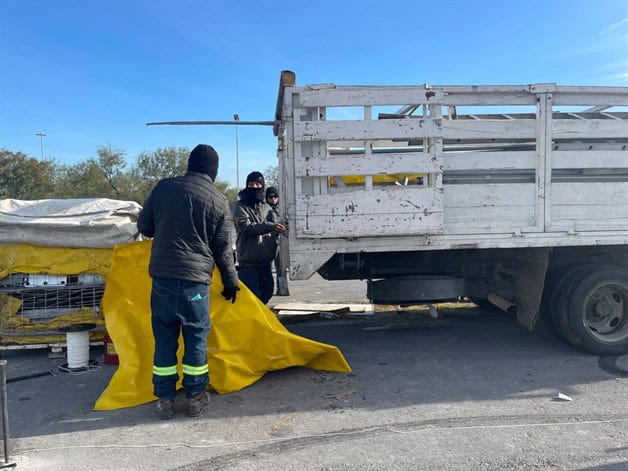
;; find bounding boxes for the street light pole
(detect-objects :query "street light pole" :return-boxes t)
[233,114,240,191]
[35,132,46,160]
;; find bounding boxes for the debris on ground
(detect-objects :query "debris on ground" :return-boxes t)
[363,319,451,332]
[553,392,573,402]
[272,303,375,322]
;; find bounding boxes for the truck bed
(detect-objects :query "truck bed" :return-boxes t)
[275,74,628,279]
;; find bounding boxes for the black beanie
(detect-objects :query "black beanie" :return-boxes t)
[266,186,279,198]
[188,144,219,180]
[246,171,265,187]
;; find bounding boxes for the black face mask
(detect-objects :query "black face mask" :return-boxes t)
[242,187,265,204]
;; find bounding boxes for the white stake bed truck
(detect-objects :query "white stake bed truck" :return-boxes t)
[272,70,628,356]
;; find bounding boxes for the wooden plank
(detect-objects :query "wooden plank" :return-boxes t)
[295,211,443,237]
[553,92,628,107]
[552,151,628,169]
[444,206,534,228]
[364,106,374,191]
[429,103,444,190]
[550,181,628,231]
[297,87,440,107]
[277,310,318,316]
[444,151,536,170]
[441,119,537,140]
[295,187,444,238]
[272,303,351,313]
[550,220,628,232]
[551,182,628,205]
[294,84,628,108]
[273,70,296,136]
[294,118,538,143]
[443,183,536,234]
[438,93,536,106]
[444,183,535,207]
[276,311,318,323]
[537,92,552,232]
[295,152,443,177]
[553,119,628,139]
[271,302,375,315]
[556,85,628,94]
[293,84,628,107]
[363,319,451,331]
[551,204,628,221]
[294,119,442,142]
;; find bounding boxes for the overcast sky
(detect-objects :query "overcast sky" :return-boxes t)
[1,0,627,186]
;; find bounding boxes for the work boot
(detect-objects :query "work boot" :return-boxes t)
[186,391,211,417]
[155,398,175,420]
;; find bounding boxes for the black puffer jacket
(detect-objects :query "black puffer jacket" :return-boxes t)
[137,171,238,287]
[234,192,276,267]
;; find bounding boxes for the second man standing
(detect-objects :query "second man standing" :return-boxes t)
[234,171,285,304]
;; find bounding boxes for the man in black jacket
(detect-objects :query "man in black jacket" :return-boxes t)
[137,144,239,420]
[234,172,285,304]
[265,186,289,296]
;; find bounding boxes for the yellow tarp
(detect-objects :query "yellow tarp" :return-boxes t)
[0,244,111,345]
[94,240,351,410]
[0,244,112,280]
[329,173,425,186]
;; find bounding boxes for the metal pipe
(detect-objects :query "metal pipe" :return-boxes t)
[0,360,9,465]
[7,370,54,383]
[487,293,516,313]
[146,120,274,126]
[234,114,240,192]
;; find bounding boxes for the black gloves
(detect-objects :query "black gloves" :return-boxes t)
[221,285,240,304]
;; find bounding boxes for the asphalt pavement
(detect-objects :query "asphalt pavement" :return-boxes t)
[2,275,627,470]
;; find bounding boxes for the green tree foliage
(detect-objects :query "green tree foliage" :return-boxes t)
[130,147,189,203]
[1,146,238,207]
[130,146,236,206]
[0,149,56,199]
[52,146,130,200]
[135,146,188,181]
[96,145,127,196]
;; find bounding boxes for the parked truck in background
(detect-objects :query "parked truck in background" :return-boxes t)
[273,70,628,356]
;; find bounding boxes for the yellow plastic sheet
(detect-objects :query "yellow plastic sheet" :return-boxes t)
[329,173,425,186]
[0,244,112,280]
[0,244,112,345]
[0,295,22,317]
[94,240,351,410]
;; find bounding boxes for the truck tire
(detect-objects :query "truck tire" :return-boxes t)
[567,267,628,356]
[549,265,600,348]
[541,264,580,334]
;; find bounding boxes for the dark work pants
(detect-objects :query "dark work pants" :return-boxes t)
[151,277,210,400]
[238,265,274,304]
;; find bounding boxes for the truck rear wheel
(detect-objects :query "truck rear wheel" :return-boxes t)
[549,265,600,347]
[568,267,628,356]
[541,264,580,334]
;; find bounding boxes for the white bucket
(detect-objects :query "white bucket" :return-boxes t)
[66,331,90,369]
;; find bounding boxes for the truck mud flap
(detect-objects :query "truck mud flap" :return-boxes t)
[515,248,550,330]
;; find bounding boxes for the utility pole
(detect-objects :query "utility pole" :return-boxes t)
[233,114,240,191]
[35,132,46,160]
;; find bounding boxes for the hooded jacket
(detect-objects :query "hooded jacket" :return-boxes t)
[137,171,237,287]
[234,188,277,267]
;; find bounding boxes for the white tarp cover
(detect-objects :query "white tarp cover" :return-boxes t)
[0,198,142,248]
